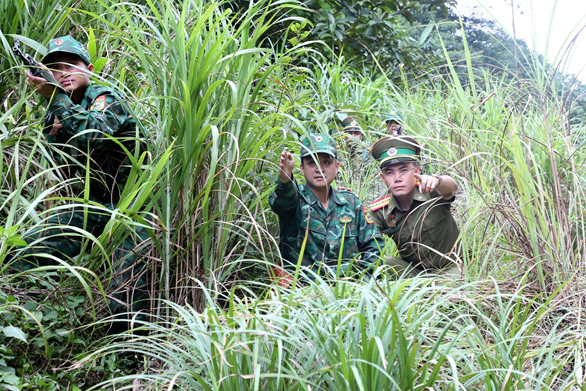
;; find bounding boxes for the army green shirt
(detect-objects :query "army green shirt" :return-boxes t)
[269,176,382,277]
[46,85,144,203]
[368,187,459,270]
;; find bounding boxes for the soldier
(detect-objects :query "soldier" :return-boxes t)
[269,133,382,283]
[386,111,405,136]
[340,116,369,161]
[20,36,148,330]
[367,136,461,277]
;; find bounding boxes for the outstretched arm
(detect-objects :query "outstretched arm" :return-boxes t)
[415,174,458,199]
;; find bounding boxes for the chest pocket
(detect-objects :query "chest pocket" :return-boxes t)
[330,212,358,260]
[398,203,446,252]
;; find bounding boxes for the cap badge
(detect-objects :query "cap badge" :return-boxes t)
[315,136,323,142]
[388,147,397,156]
[55,39,64,46]
[340,216,352,223]
[350,121,358,127]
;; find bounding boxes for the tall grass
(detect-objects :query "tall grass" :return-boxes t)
[85,276,583,390]
[1,0,586,388]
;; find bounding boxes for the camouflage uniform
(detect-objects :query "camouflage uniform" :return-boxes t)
[45,86,141,202]
[269,133,382,279]
[16,36,148,319]
[269,178,382,277]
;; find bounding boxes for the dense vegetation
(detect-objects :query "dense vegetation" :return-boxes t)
[1,0,585,389]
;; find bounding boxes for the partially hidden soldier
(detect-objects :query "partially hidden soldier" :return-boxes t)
[340,116,370,161]
[19,36,149,330]
[366,136,461,277]
[269,133,382,285]
[385,111,405,136]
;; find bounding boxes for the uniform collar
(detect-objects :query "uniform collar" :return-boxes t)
[387,185,430,211]
[300,184,347,206]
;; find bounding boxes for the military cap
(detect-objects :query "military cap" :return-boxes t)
[385,111,404,124]
[42,36,91,65]
[300,133,338,159]
[341,117,365,134]
[371,136,420,168]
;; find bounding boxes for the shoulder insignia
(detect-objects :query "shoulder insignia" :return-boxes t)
[369,195,391,212]
[340,216,352,223]
[90,95,107,111]
[362,206,374,224]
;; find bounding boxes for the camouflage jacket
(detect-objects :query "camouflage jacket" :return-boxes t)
[269,176,382,277]
[46,85,144,203]
[368,187,459,270]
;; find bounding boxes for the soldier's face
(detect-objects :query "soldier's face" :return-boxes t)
[300,153,340,190]
[386,120,402,135]
[346,131,363,140]
[380,161,419,197]
[48,54,93,93]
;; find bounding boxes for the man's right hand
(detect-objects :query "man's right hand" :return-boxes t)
[49,117,62,136]
[278,150,295,183]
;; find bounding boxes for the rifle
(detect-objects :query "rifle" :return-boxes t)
[13,38,59,86]
[14,39,60,133]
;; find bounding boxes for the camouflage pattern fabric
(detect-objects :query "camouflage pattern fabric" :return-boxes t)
[12,85,149,321]
[15,200,150,316]
[369,187,460,273]
[46,85,143,203]
[269,176,382,278]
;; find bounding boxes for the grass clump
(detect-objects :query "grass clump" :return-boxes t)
[85,274,583,390]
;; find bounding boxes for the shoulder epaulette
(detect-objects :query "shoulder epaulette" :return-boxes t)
[369,195,391,211]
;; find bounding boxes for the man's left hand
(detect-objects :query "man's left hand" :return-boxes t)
[26,64,58,98]
[415,174,439,193]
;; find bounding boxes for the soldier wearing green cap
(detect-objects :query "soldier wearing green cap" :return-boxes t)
[385,111,404,136]
[22,35,148,331]
[340,116,369,159]
[367,136,461,277]
[269,133,382,284]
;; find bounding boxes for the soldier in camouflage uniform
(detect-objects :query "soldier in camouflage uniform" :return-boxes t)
[366,136,461,277]
[269,133,382,282]
[21,36,148,326]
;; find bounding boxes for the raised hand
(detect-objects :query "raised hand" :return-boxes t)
[278,149,295,183]
[415,174,440,194]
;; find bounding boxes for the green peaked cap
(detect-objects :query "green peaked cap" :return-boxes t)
[385,111,404,124]
[371,136,420,168]
[341,116,365,134]
[300,133,338,159]
[42,36,91,65]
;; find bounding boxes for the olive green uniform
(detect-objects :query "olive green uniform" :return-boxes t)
[368,187,460,276]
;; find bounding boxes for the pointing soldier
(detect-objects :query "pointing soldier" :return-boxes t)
[269,133,382,284]
[366,136,461,277]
